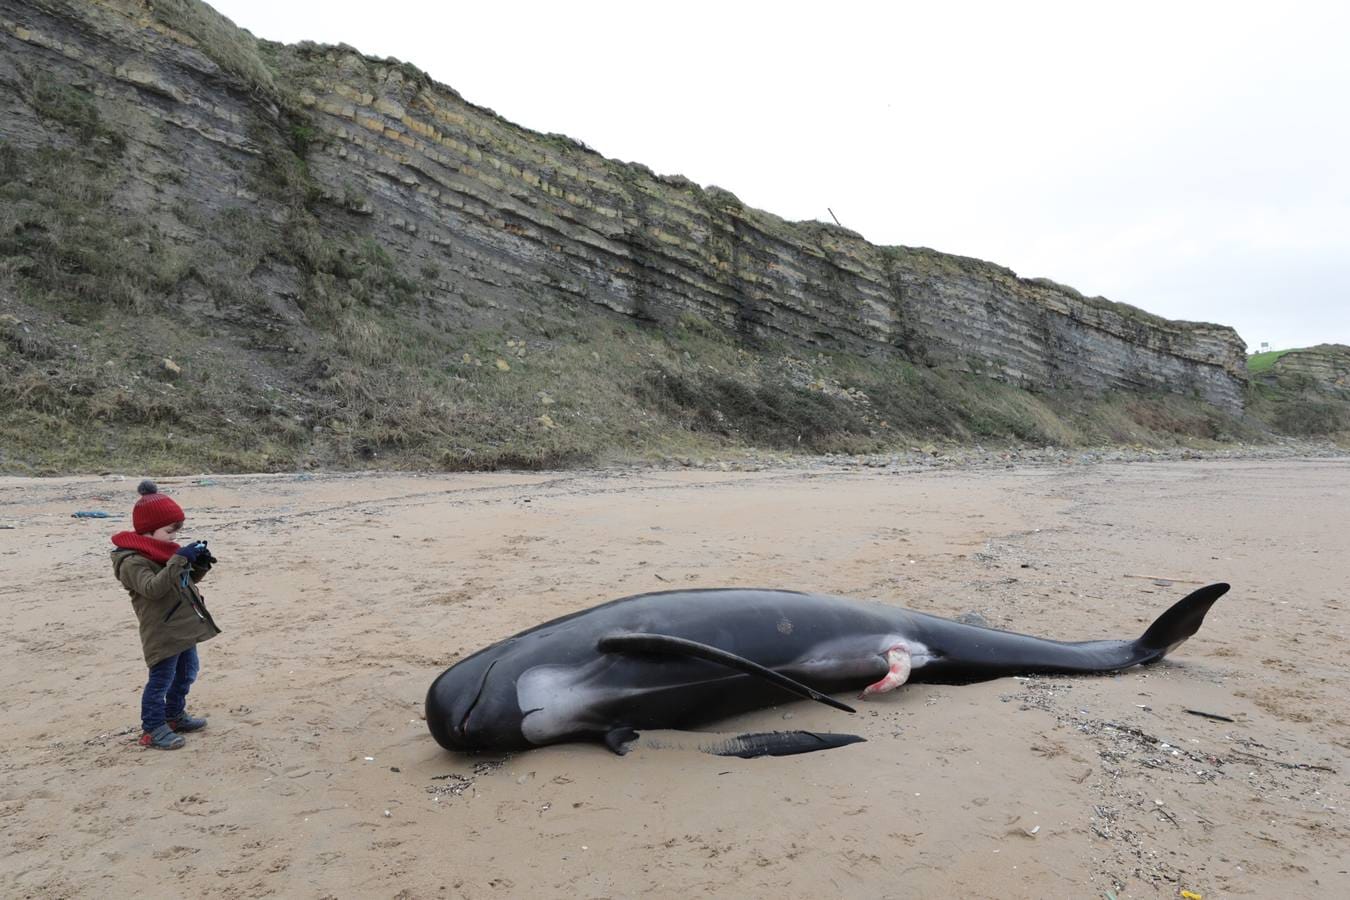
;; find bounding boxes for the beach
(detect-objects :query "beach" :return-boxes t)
[2,457,1346,898]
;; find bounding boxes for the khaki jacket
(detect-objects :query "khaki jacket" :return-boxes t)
[112,550,222,667]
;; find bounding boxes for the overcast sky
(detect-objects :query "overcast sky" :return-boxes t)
[210,0,1349,352]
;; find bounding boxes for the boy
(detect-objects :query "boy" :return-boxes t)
[110,480,222,749]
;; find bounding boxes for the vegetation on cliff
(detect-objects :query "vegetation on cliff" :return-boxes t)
[1243,346,1350,436]
[1,2,1345,474]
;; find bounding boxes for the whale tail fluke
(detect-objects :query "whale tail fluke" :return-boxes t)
[912,581,1232,682]
[1136,582,1230,662]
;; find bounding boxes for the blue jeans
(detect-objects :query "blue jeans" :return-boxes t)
[141,646,200,732]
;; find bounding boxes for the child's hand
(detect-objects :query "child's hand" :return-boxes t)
[175,541,209,564]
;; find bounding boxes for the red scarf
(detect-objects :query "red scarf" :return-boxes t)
[111,531,181,564]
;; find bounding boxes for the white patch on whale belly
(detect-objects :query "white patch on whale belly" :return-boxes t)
[791,634,934,670]
[898,637,934,668]
[516,660,638,744]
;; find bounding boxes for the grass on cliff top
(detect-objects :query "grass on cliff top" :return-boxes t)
[1247,349,1292,374]
[1241,344,1349,438]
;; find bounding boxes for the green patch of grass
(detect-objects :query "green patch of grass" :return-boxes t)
[1247,349,1292,374]
[289,123,320,157]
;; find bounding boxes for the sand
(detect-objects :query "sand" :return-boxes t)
[1,457,1346,898]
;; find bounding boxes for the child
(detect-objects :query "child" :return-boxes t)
[110,480,222,750]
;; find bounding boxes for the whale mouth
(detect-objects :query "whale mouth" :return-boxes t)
[458,659,498,740]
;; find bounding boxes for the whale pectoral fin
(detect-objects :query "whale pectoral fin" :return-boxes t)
[604,726,640,756]
[858,643,912,699]
[702,731,867,758]
[597,632,856,714]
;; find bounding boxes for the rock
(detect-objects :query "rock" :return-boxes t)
[1266,344,1350,397]
[0,0,1250,420]
[113,62,188,103]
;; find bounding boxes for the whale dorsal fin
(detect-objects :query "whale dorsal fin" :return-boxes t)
[597,632,856,714]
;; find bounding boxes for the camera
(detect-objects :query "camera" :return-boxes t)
[189,540,218,567]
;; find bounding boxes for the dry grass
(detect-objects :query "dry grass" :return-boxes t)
[1247,380,1350,437]
[140,0,283,104]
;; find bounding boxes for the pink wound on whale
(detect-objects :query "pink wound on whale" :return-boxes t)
[859,644,912,698]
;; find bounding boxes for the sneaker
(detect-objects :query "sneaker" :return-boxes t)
[139,724,186,750]
[167,713,207,733]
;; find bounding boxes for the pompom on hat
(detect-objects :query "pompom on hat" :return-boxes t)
[131,480,184,534]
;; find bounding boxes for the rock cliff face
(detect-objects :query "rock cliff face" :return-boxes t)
[1,0,1249,411]
[1268,345,1350,397]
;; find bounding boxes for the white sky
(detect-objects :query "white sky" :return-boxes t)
[210,0,1350,352]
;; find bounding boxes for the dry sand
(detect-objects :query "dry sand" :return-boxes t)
[1,457,1346,898]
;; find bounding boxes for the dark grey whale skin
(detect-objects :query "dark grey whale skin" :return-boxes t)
[426,583,1229,753]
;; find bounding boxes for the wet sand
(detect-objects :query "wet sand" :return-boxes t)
[1,457,1346,898]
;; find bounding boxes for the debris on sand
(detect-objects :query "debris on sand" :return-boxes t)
[427,759,506,799]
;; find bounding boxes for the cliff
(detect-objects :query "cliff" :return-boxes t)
[2,1,1249,394]
[1,1,1269,473]
[290,33,1249,406]
[1267,344,1350,398]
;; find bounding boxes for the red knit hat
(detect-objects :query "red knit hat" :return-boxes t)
[132,480,184,534]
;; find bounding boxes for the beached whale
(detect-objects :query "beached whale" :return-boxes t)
[426,583,1229,756]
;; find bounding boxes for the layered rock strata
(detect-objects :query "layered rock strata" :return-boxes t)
[1268,345,1350,397]
[1,0,1249,411]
